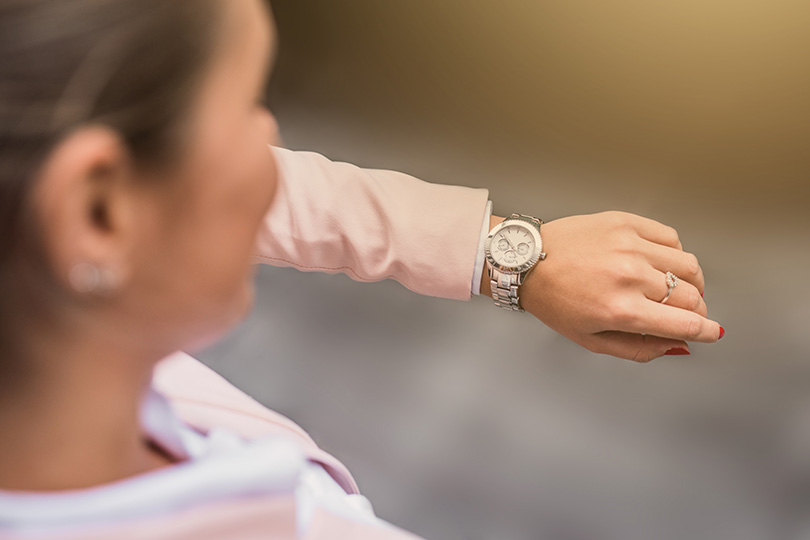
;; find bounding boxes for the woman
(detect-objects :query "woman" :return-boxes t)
[0,1,723,538]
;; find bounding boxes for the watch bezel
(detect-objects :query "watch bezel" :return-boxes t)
[484,219,543,274]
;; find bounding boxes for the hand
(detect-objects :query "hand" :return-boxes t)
[482,211,724,362]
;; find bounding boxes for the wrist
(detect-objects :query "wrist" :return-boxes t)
[479,214,506,298]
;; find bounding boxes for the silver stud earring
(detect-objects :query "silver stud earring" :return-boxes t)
[69,262,120,294]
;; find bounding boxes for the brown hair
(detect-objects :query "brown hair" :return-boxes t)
[0,0,219,355]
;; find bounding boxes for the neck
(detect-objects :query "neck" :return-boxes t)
[0,328,176,492]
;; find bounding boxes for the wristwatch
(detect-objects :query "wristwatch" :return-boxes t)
[484,213,546,312]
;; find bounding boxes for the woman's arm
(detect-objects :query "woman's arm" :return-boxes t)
[258,147,722,362]
[255,146,490,301]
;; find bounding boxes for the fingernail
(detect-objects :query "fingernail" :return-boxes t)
[718,326,725,339]
[700,290,704,298]
[665,347,691,356]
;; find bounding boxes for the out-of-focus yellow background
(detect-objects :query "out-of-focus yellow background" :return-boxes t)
[200,2,810,539]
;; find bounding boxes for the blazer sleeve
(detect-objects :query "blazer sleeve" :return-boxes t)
[254,146,491,301]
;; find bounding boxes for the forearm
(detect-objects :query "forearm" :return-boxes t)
[478,214,506,299]
[258,147,491,300]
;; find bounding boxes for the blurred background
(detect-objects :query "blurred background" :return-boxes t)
[198,1,810,539]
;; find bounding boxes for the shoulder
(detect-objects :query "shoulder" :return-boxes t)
[153,352,315,445]
[152,352,359,494]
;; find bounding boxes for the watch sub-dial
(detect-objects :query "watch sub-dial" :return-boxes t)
[517,243,530,256]
[503,251,517,262]
[497,239,509,251]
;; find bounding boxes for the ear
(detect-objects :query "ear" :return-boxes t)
[32,126,137,295]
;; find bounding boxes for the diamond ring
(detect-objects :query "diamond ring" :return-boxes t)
[660,271,679,304]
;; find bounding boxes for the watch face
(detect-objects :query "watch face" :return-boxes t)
[484,220,543,273]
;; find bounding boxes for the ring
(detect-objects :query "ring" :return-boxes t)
[660,271,679,304]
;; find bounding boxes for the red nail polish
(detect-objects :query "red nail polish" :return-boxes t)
[718,326,725,339]
[665,348,691,356]
[700,290,704,298]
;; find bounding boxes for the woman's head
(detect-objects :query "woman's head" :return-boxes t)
[0,0,279,364]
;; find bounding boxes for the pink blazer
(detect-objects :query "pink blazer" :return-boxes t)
[3,148,490,540]
[257,147,490,300]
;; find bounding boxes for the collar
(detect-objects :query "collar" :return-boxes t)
[0,387,307,536]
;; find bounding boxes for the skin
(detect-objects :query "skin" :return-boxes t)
[0,0,721,492]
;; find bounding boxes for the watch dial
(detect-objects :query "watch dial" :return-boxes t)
[491,224,535,268]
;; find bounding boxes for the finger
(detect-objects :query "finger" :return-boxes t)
[586,331,690,363]
[642,268,707,317]
[623,213,683,250]
[617,300,722,343]
[643,242,705,293]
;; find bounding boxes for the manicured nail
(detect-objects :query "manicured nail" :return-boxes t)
[718,326,725,339]
[700,290,704,298]
[665,348,691,356]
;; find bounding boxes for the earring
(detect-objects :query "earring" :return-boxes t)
[69,262,120,294]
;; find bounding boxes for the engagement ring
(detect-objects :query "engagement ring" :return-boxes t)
[660,271,679,304]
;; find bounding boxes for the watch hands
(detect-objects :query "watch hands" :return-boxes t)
[504,235,518,251]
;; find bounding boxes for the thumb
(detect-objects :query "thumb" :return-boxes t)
[585,331,690,363]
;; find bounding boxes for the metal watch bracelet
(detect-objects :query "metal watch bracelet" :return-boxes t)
[488,213,544,313]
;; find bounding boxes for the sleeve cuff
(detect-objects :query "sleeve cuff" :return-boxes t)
[471,200,494,296]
